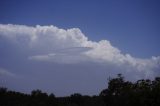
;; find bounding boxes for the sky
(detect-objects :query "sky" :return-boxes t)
[0,0,160,96]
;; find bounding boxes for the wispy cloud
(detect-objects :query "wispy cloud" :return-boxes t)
[29,47,92,64]
[0,68,16,77]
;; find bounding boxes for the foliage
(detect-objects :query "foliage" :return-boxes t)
[0,74,160,106]
[100,74,160,106]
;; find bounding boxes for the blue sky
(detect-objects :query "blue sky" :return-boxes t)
[0,0,160,57]
[0,0,160,96]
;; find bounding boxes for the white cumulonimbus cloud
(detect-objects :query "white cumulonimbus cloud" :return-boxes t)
[0,24,160,79]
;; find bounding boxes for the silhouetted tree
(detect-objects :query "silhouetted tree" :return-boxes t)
[100,74,160,106]
[70,93,84,106]
[0,74,160,106]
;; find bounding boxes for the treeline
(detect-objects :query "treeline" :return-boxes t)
[100,74,160,106]
[0,74,160,106]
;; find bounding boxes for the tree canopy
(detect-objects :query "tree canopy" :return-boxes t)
[0,74,160,106]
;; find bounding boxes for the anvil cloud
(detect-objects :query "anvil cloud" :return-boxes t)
[0,24,160,95]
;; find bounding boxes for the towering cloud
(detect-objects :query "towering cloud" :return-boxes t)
[0,24,160,80]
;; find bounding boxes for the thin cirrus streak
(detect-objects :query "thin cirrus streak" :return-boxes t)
[29,47,93,63]
[0,68,16,77]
